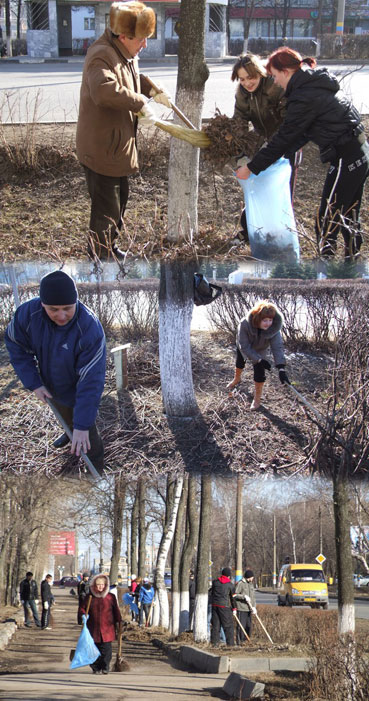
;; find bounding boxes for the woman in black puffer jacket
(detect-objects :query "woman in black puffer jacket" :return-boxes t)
[236,47,369,258]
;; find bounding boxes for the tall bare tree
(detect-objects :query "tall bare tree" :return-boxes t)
[109,473,127,585]
[159,0,209,418]
[179,475,199,633]
[171,476,188,634]
[193,475,212,642]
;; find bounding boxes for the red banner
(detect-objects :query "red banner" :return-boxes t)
[48,531,75,555]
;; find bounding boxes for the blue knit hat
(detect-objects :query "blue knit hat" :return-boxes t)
[40,271,78,305]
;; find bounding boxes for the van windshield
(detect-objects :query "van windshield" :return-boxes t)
[290,569,325,583]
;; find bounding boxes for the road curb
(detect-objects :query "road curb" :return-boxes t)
[151,638,313,674]
[0,609,24,651]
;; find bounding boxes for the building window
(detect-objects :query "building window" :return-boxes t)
[209,5,224,33]
[27,0,49,30]
[84,17,95,31]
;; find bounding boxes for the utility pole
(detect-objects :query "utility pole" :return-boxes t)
[99,517,104,573]
[319,505,323,554]
[336,0,345,35]
[235,476,243,583]
[74,524,79,577]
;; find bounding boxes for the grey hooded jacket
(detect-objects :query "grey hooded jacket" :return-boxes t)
[236,309,285,366]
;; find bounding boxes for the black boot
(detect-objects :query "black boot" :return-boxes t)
[53,433,70,449]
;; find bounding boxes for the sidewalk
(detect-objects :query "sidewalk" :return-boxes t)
[0,591,228,700]
[2,54,368,66]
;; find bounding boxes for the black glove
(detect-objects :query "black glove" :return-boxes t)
[277,365,290,385]
[258,358,271,371]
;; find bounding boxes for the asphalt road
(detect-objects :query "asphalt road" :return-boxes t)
[255,590,369,619]
[0,60,368,123]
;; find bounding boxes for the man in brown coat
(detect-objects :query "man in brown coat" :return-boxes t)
[76,1,170,260]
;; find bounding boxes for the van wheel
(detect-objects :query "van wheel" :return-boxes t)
[321,602,329,610]
[277,596,282,607]
[286,595,293,607]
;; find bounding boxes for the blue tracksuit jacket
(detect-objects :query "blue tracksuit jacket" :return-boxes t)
[5,298,106,430]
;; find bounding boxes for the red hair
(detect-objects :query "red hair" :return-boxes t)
[266,46,316,74]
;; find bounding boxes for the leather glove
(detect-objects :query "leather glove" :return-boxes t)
[258,358,271,371]
[43,602,49,610]
[232,609,238,617]
[136,102,157,127]
[251,607,257,615]
[277,365,290,385]
[149,85,172,109]
[244,595,251,604]
[35,600,39,605]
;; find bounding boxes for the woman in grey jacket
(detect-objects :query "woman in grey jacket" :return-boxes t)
[227,300,289,410]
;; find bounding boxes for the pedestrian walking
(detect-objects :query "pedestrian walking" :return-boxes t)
[138,579,154,626]
[210,567,236,647]
[5,270,106,474]
[20,572,41,628]
[76,1,171,260]
[41,574,54,630]
[227,300,290,410]
[78,574,122,675]
[236,47,369,258]
[233,569,257,642]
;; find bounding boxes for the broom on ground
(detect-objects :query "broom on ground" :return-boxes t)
[113,621,130,672]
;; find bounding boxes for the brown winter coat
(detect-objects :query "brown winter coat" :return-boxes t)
[237,309,285,367]
[233,76,286,141]
[78,574,122,643]
[76,28,152,177]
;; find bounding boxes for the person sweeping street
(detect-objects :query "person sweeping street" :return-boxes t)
[227,300,290,410]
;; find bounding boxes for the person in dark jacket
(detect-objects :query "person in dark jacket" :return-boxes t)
[41,574,54,629]
[233,569,257,642]
[227,301,289,410]
[5,270,106,472]
[20,572,41,628]
[78,574,122,674]
[77,573,90,624]
[236,46,369,258]
[210,567,235,647]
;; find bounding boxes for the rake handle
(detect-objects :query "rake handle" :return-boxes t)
[254,613,274,644]
[145,76,196,130]
[46,398,100,480]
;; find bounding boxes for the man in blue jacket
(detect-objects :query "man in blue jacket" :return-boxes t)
[5,270,106,472]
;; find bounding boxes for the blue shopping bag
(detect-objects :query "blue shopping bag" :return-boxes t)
[69,614,101,669]
[237,157,300,263]
[123,592,139,615]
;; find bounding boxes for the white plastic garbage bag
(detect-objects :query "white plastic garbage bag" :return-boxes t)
[237,157,300,263]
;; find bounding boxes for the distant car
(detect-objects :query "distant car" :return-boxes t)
[59,576,80,588]
[355,574,369,587]
[164,572,172,588]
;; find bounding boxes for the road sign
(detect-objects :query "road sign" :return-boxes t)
[316,553,326,565]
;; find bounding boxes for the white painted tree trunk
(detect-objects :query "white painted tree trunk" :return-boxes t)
[154,478,184,629]
[338,603,355,635]
[167,90,201,242]
[193,593,208,642]
[179,589,190,634]
[159,266,198,417]
[171,590,181,636]
[151,592,160,627]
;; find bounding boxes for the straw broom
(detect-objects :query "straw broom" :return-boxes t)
[113,621,130,672]
[138,111,211,149]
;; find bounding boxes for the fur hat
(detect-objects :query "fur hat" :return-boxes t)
[110,2,156,39]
